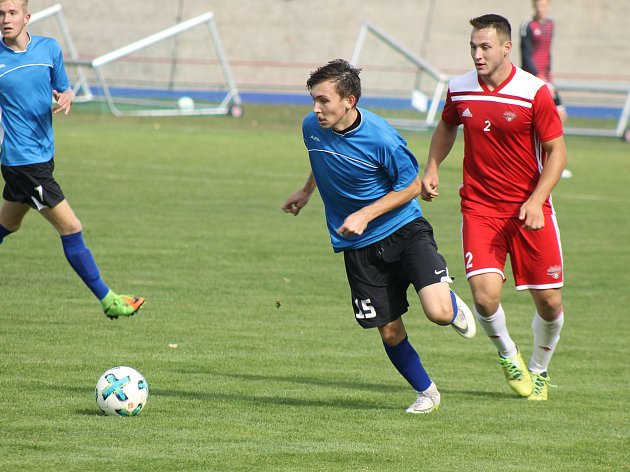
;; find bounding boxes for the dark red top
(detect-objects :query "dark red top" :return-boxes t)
[520,16,555,82]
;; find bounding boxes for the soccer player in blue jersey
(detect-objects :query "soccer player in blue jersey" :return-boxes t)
[0,0,144,318]
[282,59,476,414]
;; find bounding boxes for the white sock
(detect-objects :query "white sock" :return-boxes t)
[529,311,564,374]
[474,304,517,358]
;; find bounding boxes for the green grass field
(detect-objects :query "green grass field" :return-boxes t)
[1,104,628,471]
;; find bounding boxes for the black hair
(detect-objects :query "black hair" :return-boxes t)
[469,14,512,41]
[306,59,362,102]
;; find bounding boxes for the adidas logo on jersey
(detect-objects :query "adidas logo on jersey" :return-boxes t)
[462,108,473,118]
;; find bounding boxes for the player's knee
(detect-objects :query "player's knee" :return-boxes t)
[378,322,407,346]
[59,218,83,236]
[2,221,22,233]
[472,297,501,318]
[469,286,501,316]
[424,303,454,325]
[381,332,401,346]
[534,295,563,320]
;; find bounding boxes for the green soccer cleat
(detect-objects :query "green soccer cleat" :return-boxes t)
[498,351,533,397]
[102,291,145,319]
[405,383,441,414]
[528,372,555,401]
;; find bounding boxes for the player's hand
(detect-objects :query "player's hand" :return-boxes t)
[519,201,545,230]
[53,89,75,115]
[336,211,369,238]
[421,171,440,201]
[282,190,311,216]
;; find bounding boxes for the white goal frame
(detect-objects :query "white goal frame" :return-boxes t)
[29,4,93,102]
[554,80,630,141]
[31,5,242,118]
[85,11,242,117]
[350,20,450,131]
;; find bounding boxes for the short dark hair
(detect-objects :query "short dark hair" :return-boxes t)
[306,59,362,102]
[469,14,512,42]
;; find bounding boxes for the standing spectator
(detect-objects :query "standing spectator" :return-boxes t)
[521,0,571,177]
[422,14,567,401]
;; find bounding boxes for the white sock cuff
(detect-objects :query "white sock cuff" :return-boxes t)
[533,311,564,329]
[473,304,505,322]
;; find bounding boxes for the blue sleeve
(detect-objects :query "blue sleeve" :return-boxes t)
[384,145,420,192]
[50,40,70,92]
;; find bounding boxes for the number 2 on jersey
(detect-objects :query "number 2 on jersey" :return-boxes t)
[484,120,491,132]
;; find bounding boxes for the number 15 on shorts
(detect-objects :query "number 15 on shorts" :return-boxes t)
[354,298,376,319]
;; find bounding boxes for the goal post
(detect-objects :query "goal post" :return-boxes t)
[554,80,630,141]
[84,11,242,117]
[29,5,242,118]
[350,20,449,131]
[28,4,93,102]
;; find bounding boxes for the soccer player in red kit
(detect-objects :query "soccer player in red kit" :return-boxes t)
[421,14,567,401]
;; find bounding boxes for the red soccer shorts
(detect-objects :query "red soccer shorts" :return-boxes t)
[462,213,564,290]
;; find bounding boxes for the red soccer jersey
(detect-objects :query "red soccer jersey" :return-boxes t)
[442,65,563,218]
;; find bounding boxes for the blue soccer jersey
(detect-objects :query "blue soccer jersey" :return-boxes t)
[303,108,423,252]
[0,35,70,166]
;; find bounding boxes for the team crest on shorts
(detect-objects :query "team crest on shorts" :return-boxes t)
[546,265,562,279]
[503,111,517,122]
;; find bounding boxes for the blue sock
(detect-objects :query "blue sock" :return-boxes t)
[61,231,110,300]
[383,336,432,392]
[450,290,458,324]
[0,224,11,245]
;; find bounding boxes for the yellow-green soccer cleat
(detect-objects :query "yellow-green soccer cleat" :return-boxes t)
[102,292,145,319]
[498,351,533,397]
[528,372,554,401]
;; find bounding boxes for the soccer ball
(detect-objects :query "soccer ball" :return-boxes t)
[177,96,195,110]
[95,366,149,416]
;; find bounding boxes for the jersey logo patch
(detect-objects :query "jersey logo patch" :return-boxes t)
[309,135,320,142]
[462,108,473,118]
[503,111,517,122]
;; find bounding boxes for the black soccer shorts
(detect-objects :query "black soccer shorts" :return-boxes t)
[343,217,453,329]
[1,159,65,210]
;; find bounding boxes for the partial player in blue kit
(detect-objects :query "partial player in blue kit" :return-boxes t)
[0,0,144,318]
[282,59,476,414]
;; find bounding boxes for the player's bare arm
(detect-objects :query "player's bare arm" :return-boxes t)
[421,120,459,201]
[282,171,317,216]
[337,177,422,237]
[53,88,75,115]
[519,135,567,230]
